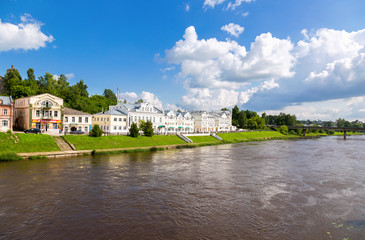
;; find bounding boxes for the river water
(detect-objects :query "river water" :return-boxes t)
[1,136,365,240]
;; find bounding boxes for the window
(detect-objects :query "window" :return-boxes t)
[85,117,88,123]
[153,117,155,122]
[119,126,122,130]
[119,118,122,121]
[3,109,8,115]
[50,111,52,117]
[114,118,117,121]
[72,117,75,122]
[36,110,40,117]
[114,126,117,130]
[65,117,68,122]
[2,120,8,127]
[142,107,144,111]
[123,126,127,130]
[54,111,58,117]
[53,123,57,129]
[123,118,126,122]
[79,117,82,123]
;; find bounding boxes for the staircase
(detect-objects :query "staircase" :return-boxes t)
[177,133,193,143]
[210,133,223,140]
[53,136,74,151]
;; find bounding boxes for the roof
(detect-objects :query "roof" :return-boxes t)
[64,107,91,116]
[0,96,12,105]
[94,109,127,116]
[15,93,63,101]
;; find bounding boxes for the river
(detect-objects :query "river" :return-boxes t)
[1,136,365,239]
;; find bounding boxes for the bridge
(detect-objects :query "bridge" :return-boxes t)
[268,125,365,139]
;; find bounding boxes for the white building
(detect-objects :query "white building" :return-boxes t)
[109,100,165,133]
[190,110,234,132]
[63,107,92,134]
[164,111,194,133]
[212,111,235,132]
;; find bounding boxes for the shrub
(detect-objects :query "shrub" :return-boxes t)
[278,125,289,135]
[90,124,103,137]
[129,122,139,138]
[6,129,12,134]
[289,130,297,135]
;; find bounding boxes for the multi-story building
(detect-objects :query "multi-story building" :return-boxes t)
[0,96,13,132]
[190,110,234,132]
[164,111,194,133]
[92,109,128,135]
[14,93,63,133]
[63,107,93,134]
[190,111,210,132]
[110,100,165,133]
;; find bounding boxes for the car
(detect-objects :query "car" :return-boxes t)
[24,128,42,134]
[70,130,85,135]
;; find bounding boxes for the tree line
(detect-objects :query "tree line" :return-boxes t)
[1,66,117,114]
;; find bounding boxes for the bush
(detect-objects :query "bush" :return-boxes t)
[90,124,103,137]
[326,130,335,135]
[289,130,297,135]
[6,129,12,134]
[129,122,139,138]
[278,125,289,135]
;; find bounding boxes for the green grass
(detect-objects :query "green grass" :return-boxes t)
[64,135,186,150]
[0,133,60,153]
[0,152,22,161]
[188,136,220,143]
[218,131,292,142]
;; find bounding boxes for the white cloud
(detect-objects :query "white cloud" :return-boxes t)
[221,23,244,37]
[185,3,190,12]
[165,26,295,90]
[227,0,255,10]
[119,91,163,109]
[241,12,249,17]
[163,26,365,118]
[0,14,54,52]
[65,73,75,80]
[203,0,226,9]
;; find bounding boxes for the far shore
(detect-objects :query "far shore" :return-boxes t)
[0,130,362,161]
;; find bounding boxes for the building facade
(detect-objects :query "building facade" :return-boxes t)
[64,107,92,134]
[110,101,165,133]
[93,109,128,135]
[0,96,13,132]
[164,111,194,133]
[213,111,235,132]
[14,93,63,133]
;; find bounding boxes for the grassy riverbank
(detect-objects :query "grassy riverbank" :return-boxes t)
[218,131,295,142]
[0,132,60,161]
[64,135,186,150]
[188,136,220,143]
[0,133,60,153]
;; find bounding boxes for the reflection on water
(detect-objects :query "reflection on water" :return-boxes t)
[1,136,365,239]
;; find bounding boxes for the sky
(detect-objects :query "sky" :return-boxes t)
[1,0,365,121]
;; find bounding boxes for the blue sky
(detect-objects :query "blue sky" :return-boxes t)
[1,0,365,120]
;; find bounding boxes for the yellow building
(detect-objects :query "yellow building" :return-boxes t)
[14,93,63,133]
[92,109,128,135]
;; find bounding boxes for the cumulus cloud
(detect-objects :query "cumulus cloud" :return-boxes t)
[65,73,75,80]
[221,23,244,37]
[165,26,295,90]
[163,26,365,117]
[0,14,54,52]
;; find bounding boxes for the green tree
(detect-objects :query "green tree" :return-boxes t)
[103,89,117,104]
[143,120,154,137]
[90,124,103,137]
[336,118,345,128]
[237,111,247,129]
[129,122,139,137]
[232,105,239,126]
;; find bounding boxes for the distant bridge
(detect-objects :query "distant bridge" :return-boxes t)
[267,125,365,139]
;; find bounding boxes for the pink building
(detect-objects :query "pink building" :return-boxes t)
[0,96,13,132]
